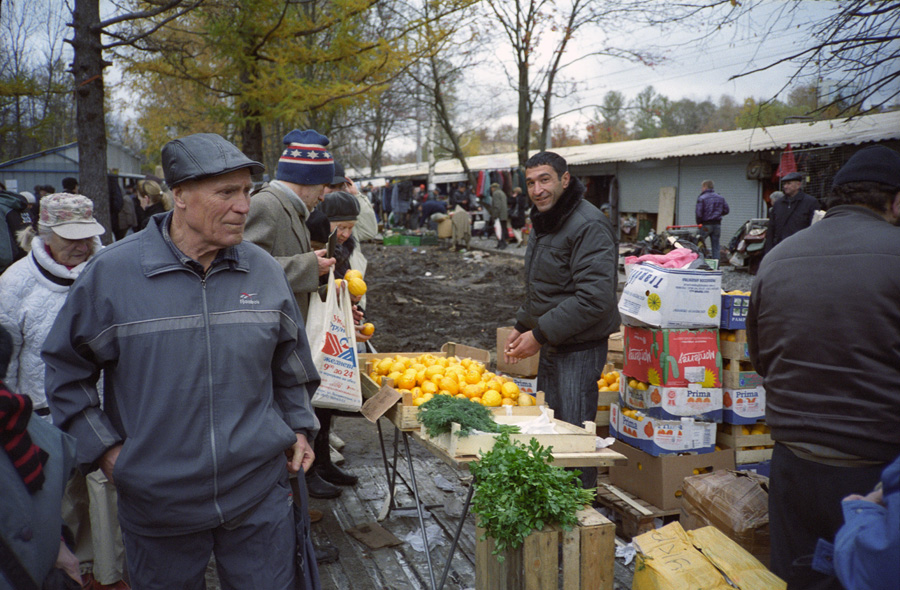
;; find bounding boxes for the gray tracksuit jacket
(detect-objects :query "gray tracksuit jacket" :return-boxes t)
[42,213,320,536]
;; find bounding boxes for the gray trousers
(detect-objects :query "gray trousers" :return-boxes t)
[537,341,607,489]
[121,478,296,590]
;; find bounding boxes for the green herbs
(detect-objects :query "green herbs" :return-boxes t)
[416,395,519,437]
[468,432,595,561]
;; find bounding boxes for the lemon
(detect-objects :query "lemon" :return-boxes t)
[517,393,536,407]
[482,390,503,407]
[439,377,459,395]
[501,398,516,406]
[347,277,367,297]
[469,396,482,404]
[376,358,393,375]
[396,373,416,390]
[344,269,363,281]
[361,322,375,336]
[500,381,520,398]
[421,381,438,395]
[413,396,428,406]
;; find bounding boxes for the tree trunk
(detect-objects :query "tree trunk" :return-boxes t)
[71,0,112,242]
[516,59,531,167]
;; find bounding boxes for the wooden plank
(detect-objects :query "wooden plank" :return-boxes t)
[578,509,616,590]
[523,526,557,590]
[563,527,581,590]
[600,483,654,516]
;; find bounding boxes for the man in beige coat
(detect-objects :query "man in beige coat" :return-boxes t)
[244,129,336,320]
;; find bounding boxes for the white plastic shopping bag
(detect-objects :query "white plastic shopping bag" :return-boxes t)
[305,268,362,411]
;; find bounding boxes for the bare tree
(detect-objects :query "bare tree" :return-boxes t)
[730,1,900,115]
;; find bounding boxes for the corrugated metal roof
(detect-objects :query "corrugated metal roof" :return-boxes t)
[356,111,900,179]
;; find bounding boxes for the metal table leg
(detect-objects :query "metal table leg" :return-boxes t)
[402,431,439,590]
[437,481,475,590]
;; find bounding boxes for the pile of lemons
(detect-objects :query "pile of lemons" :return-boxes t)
[368,354,537,408]
[597,370,620,412]
[597,370,621,393]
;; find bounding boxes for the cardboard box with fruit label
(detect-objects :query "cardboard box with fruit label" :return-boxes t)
[720,292,751,329]
[723,386,766,424]
[618,263,722,328]
[623,326,722,389]
[610,403,718,456]
[620,377,722,422]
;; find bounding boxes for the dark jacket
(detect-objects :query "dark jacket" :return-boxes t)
[748,205,900,462]
[42,213,320,536]
[515,177,620,350]
[764,189,818,253]
[695,189,729,224]
[419,200,447,226]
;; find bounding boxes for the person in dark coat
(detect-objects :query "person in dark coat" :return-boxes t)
[748,145,900,590]
[763,171,818,254]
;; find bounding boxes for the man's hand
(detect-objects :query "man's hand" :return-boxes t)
[505,329,541,364]
[286,433,314,474]
[314,249,336,276]
[844,488,884,506]
[99,444,122,485]
[56,540,82,584]
[355,326,373,343]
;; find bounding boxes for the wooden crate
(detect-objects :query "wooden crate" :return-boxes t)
[361,343,492,430]
[716,422,774,464]
[595,477,680,541]
[719,329,750,361]
[476,508,615,590]
[606,332,624,368]
[420,412,596,459]
[595,391,618,427]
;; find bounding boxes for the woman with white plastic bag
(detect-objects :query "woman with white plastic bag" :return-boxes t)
[304,192,370,500]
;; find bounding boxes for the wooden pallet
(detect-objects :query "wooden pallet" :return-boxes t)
[595,476,680,541]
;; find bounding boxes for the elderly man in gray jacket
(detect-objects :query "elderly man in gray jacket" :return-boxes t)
[504,151,620,489]
[43,133,321,590]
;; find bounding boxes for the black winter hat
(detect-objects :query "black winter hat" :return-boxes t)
[832,145,900,190]
[781,172,803,183]
[319,191,360,221]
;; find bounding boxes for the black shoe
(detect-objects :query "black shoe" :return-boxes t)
[306,470,342,499]
[496,241,507,250]
[314,539,340,564]
[317,463,359,487]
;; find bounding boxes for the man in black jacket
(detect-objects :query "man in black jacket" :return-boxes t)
[763,171,818,254]
[748,145,900,590]
[503,152,620,489]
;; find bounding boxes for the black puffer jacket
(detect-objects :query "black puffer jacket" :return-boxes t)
[763,189,818,254]
[748,205,900,462]
[514,177,620,351]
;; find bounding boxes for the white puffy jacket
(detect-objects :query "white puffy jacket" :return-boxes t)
[0,236,100,409]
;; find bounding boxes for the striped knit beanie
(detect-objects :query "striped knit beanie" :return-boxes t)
[276,129,335,186]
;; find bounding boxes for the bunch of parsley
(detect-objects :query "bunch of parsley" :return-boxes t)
[416,395,519,437]
[468,432,595,561]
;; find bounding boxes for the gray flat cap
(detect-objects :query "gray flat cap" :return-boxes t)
[781,172,803,183]
[162,133,264,187]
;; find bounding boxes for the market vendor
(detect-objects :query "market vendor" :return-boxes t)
[503,151,620,489]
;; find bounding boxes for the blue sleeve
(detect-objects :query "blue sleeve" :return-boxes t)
[833,471,900,590]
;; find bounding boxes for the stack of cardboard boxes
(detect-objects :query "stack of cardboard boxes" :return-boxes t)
[609,263,734,510]
[718,297,772,475]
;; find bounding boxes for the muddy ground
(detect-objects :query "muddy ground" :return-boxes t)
[361,243,525,356]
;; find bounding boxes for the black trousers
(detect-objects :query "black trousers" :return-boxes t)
[769,442,884,590]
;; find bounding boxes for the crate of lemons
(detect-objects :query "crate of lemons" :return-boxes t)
[368,354,537,408]
[596,369,621,424]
